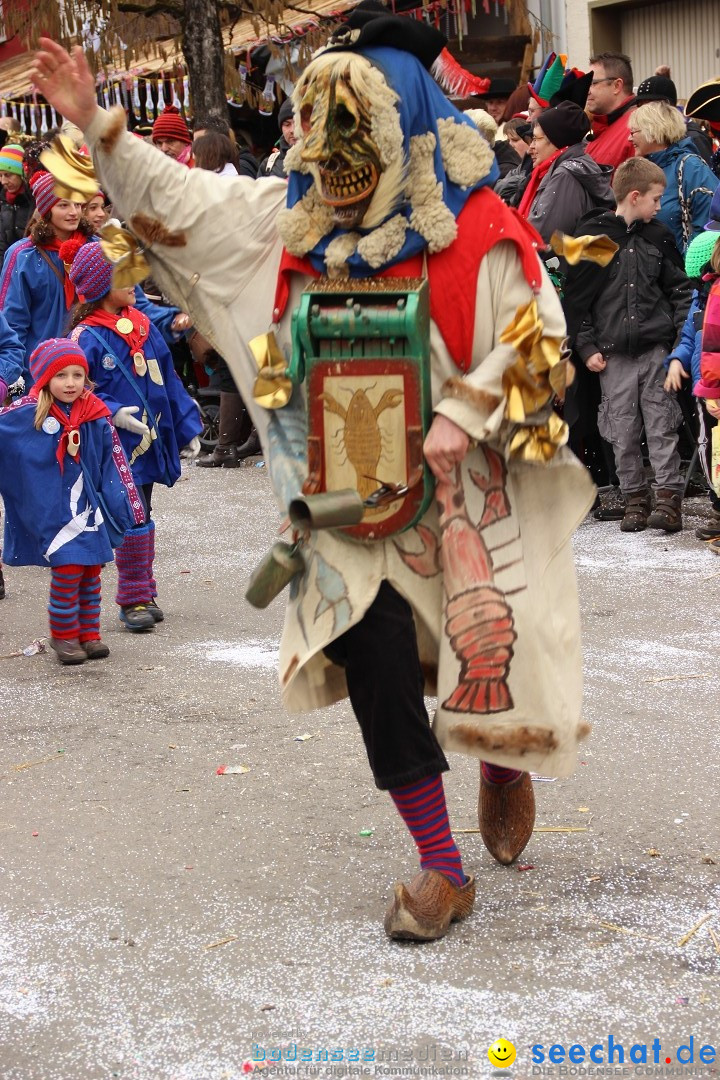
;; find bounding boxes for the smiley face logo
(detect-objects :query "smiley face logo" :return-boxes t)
[488,1039,516,1068]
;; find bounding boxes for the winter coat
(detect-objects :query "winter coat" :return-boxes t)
[686,120,714,166]
[82,104,595,779]
[0,397,140,567]
[0,187,33,261]
[257,137,291,179]
[494,154,531,207]
[568,208,692,361]
[0,240,70,379]
[70,319,203,487]
[0,308,25,390]
[647,137,719,253]
[524,144,615,244]
[665,278,717,387]
[585,97,636,174]
[494,140,521,179]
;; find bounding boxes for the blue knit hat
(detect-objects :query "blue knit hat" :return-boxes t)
[67,241,113,301]
[29,338,88,391]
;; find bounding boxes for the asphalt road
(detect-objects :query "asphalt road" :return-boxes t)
[1,463,718,1080]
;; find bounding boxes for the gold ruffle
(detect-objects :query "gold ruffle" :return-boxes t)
[550,231,619,267]
[40,136,99,203]
[509,413,569,462]
[99,223,151,289]
[500,299,566,422]
[250,332,293,409]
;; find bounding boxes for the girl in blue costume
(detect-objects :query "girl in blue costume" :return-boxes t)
[0,338,142,664]
[0,171,92,380]
[66,241,202,630]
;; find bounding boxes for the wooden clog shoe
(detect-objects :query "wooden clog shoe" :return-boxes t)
[384,869,476,942]
[478,768,535,865]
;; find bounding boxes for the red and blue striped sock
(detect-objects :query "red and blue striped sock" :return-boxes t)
[78,565,102,642]
[389,774,466,887]
[481,762,523,785]
[48,564,83,639]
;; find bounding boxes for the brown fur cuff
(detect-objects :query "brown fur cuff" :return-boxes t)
[98,106,127,154]
[442,376,501,412]
[130,213,187,248]
[450,721,558,755]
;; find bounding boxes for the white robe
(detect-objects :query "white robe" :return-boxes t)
[84,108,595,776]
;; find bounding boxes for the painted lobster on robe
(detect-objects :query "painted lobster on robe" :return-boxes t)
[32,1,595,942]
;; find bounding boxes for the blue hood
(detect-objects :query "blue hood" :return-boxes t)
[285,46,500,276]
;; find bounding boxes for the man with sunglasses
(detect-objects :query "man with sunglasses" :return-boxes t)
[585,51,637,175]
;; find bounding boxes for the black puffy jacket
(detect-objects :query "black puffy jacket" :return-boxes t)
[568,209,692,360]
[0,187,34,260]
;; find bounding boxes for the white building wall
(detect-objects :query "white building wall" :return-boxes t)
[564,0,592,66]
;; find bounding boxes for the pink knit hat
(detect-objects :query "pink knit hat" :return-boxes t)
[65,241,113,302]
[29,338,88,391]
[30,170,60,217]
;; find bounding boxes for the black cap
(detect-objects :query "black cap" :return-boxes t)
[278,98,294,128]
[536,101,591,149]
[324,0,447,70]
[475,78,516,100]
[636,75,678,106]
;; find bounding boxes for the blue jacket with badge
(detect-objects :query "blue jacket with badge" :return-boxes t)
[71,318,202,487]
[0,397,141,567]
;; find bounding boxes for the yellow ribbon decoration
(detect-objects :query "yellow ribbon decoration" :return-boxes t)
[250,331,293,409]
[500,299,566,420]
[509,413,569,462]
[39,136,99,203]
[99,223,151,289]
[550,231,619,267]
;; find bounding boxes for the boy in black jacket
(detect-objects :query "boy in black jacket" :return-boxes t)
[567,157,692,533]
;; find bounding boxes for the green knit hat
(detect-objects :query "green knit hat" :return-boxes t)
[0,143,24,176]
[685,230,720,278]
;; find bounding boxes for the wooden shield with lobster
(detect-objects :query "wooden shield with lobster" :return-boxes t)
[294,278,434,541]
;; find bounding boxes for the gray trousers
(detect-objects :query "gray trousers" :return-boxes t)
[597,345,683,495]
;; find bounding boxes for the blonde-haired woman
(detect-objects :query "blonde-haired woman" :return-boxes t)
[630,100,718,252]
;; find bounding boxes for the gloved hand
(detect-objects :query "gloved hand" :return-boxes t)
[0,379,7,404]
[180,436,201,460]
[112,406,150,436]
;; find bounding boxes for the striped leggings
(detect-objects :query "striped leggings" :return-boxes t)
[48,564,102,642]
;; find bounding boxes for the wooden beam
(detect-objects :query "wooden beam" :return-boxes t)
[449,34,531,64]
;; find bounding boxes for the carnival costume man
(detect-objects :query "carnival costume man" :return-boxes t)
[34,10,594,942]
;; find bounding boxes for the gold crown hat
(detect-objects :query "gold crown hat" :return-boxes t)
[39,135,99,203]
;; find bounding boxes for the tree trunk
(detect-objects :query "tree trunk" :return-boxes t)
[181,0,227,120]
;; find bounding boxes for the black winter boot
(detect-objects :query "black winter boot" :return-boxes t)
[647,490,683,533]
[237,428,261,459]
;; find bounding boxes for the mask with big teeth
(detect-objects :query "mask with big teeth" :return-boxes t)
[299,67,382,228]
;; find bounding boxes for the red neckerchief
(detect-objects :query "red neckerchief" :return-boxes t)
[4,188,19,205]
[275,187,544,373]
[42,236,79,309]
[81,305,151,372]
[29,386,110,471]
[518,148,565,218]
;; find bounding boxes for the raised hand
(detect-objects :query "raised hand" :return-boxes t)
[31,38,99,132]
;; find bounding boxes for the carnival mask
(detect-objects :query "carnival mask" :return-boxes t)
[298,66,383,228]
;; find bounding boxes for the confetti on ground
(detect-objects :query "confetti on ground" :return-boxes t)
[643,673,712,684]
[216,765,250,776]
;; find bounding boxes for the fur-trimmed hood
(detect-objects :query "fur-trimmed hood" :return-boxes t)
[278,46,500,277]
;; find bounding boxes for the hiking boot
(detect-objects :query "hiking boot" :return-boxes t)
[620,490,651,532]
[83,639,110,660]
[593,488,626,521]
[147,599,164,622]
[119,603,156,631]
[647,489,683,533]
[49,637,87,665]
[196,445,238,468]
[236,428,261,459]
[695,522,720,541]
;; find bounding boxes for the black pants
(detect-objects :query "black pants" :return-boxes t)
[324,581,449,790]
